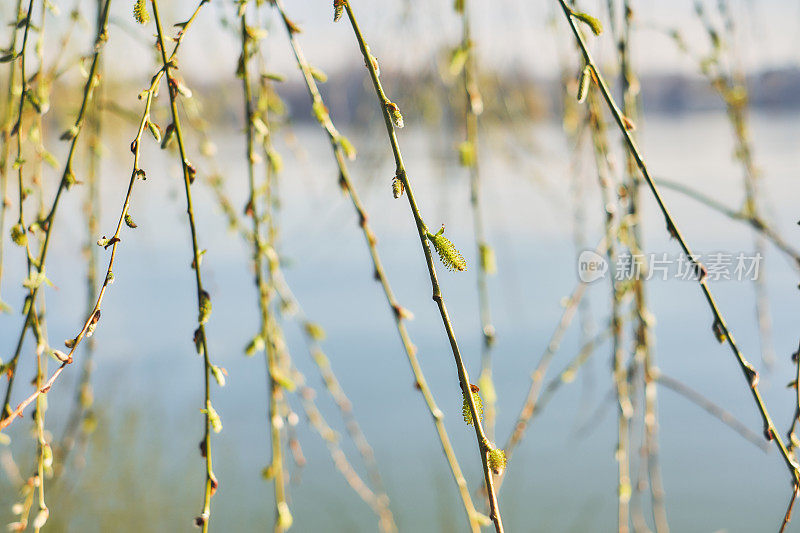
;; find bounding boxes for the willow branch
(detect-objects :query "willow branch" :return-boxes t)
[0,0,112,431]
[273,0,483,528]
[151,1,218,530]
[339,2,504,530]
[455,0,497,439]
[554,0,800,491]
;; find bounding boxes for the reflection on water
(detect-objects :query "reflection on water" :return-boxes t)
[1,109,799,532]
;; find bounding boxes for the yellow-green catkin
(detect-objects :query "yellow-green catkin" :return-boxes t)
[133,0,149,24]
[11,224,26,246]
[487,447,507,474]
[427,227,467,272]
[462,385,483,426]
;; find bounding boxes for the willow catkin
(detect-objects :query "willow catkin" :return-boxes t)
[462,385,483,425]
[427,228,467,272]
[487,447,507,475]
[133,0,149,24]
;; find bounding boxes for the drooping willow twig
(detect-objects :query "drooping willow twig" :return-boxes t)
[0,0,25,314]
[338,2,505,530]
[150,0,220,529]
[0,0,112,432]
[267,260,397,531]
[199,115,396,530]
[652,177,800,267]
[30,5,51,529]
[517,326,612,430]
[237,6,290,529]
[266,283,395,530]
[586,87,633,532]
[501,276,589,471]
[180,60,397,527]
[654,371,767,452]
[693,0,774,369]
[553,0,800,506]
[55,0,105,476]
[2,0,39,416]
[454,0,498,439]
[334,0,504,533]
[613,2,669,530]
[272,0,485,529]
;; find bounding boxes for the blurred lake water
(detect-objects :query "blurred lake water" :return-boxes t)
[0,108,798,532]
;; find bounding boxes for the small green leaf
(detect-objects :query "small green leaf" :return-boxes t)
[571,10,603,36]
[211,365,226,387]
[309,66,327,83]
[202,401,222,433]
[124,213,137,228]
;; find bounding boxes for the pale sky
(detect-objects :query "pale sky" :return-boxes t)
[4,0,800,84]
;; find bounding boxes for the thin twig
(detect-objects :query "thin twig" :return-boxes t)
[455,0,498,439]
[272,0,484,529]
[150,0,218,529]
[238,7,289,530]
[339,3,505,530]
[655,372,768,452]
[554,0,800,493]
[0,0,113,432]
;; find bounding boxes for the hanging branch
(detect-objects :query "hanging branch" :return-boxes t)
[655,371,767,452]
[271,0,485,529]
[30,4,51,528]
[267,261,397,531]
[653,177,800,266]
[149,0,220,529]
[237,5,290,529]
[613,2,669,530]
[55,0,105,476]
[501,270,590,475]
[182,74,398,528]
[692,0,774,369]
[337,2,505,531]
[0,0,25,314]
[0,0,112,432]
[586,87,633,533]
[453,0,498,438]
[2,0,39,416]
[553,0,800,507]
